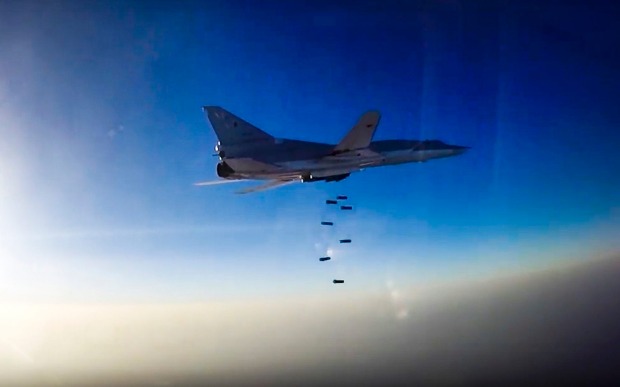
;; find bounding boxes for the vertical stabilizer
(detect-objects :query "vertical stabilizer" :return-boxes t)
[204,106,274,146]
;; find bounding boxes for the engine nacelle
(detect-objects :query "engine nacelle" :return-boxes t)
[216,161,235,178]
[324,173,350,182]
[302,173,350,183]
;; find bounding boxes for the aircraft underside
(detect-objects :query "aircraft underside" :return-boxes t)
[217,148,460,182]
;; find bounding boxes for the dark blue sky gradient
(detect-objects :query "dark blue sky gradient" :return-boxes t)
[1,0,619,299]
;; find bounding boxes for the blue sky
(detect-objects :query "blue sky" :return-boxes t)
[1,0,619,302]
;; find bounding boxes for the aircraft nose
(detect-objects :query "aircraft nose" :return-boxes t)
[452,145,470,155]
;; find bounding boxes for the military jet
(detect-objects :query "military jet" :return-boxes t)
[197,106,469,194]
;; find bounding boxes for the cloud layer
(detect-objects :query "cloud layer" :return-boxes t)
[1,255,619,386]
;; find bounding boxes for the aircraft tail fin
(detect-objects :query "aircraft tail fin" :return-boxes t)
[203,106,274,146]
[333,110,381,153]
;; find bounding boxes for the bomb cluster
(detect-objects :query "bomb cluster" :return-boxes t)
[319,195,353,284]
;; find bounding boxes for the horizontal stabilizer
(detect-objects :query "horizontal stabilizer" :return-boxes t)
[235,179,298,194]
[333,110,380,153]
[194,179,245,186]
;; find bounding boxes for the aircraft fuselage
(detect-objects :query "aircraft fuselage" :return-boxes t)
[201,106,468,193]
[217,139,468,181]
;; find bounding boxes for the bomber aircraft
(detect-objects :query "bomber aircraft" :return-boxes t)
[197,106,469,193]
